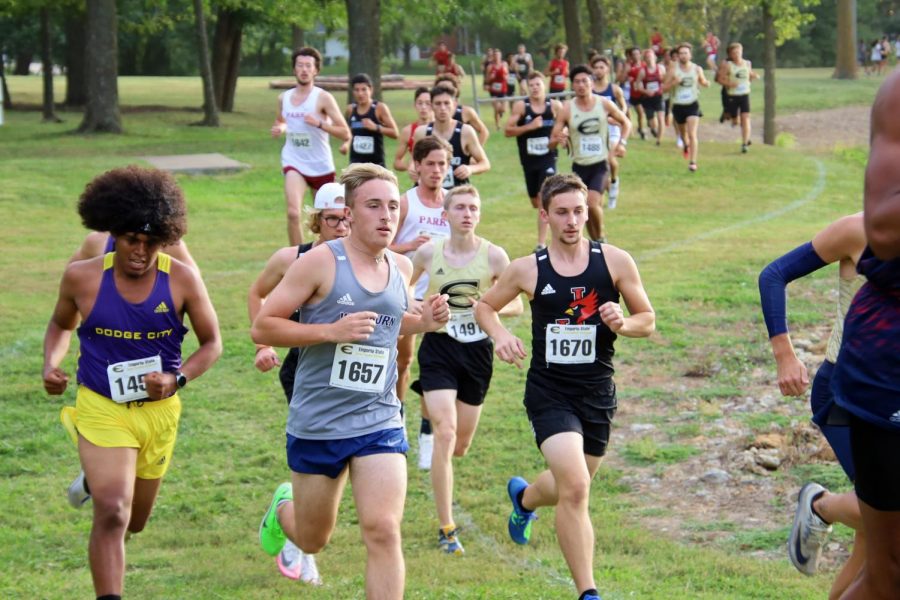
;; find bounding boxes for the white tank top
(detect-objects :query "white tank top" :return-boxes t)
[280,86,335,176]
[395,186,450,299]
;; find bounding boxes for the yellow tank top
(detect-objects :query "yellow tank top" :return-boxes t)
[727,60,751,96]
[426,238,494,341]
[570,96,609,166]
[825,274,865,363]
[673,63,699,105]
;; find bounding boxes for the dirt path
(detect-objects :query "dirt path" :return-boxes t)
[697,105,871,149]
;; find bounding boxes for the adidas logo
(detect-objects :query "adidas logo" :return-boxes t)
[540,284,556,296]
[157,456,166,465]
[337,293,355,306]
[436,268,445,275]
[154,301,170,313]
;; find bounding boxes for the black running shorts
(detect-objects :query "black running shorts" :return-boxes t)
[418,332,494,406]
[524,376,617,456]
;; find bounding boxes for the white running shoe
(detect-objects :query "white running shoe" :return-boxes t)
[418,433,434,470]
[67,470,91,508]
[676,136,684,149]
[788,482,832,575]
[608,179,619,210]
[300,553,323,585]
[276,539,302,580]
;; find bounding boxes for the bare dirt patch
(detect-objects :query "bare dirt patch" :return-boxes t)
[697,105,870,150]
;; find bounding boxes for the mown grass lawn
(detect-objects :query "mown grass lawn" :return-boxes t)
[0,68,879,598]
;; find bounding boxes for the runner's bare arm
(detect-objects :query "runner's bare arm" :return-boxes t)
[68,231,108,263]
[697,65,710,88]
[464,106,490,145]
[865,73,900,259]
[488,244,524,316]
[42,266,84,394]
[315,92,352,142]
[661,69,676,93]
[717,61,731,87]
[375,102,400,139]
[503,100,529,136]
[549,103,570,149]
[458,125,491,178]
[603,97,632,148]
[396,254,450,335]
[271,93,286,137]
[476,256,533,367]
[393,124,413,171]
[248,246,297,371]
[601,246,655,337]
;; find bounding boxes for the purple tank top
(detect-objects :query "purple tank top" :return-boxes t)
[77,252,188,399]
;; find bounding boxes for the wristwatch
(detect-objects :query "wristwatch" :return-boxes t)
[175,371,188,389]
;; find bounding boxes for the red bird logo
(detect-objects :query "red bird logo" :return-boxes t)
[565,289,600,324]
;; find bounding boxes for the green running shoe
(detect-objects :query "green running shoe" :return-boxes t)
[260,482,292,556]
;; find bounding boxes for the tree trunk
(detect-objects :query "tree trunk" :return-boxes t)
[79,0,121,133]
[585,0,605,54]
[291,25,305,50]
[192,0,219,126]
[403,42,413,69]
[212,8,244,113]
[561,0,583,66]
[833,0,858,79]
[14,51,33,75]
[762,1,776,145]
[64,11,87,106]
[1,60,12,109]
[346,0,382,100]
[40,8,60,122]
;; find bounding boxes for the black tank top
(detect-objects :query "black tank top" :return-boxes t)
[515,99,557,168]
[454,105,465,124]
[349,101,384,166]
[289,242,316,323]
[426,122,470,189]
[528,241,618,387]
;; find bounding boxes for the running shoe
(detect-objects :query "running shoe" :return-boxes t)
[418,433,434,471]
[741,143,748,154]
[788,483,832,575]
[260,482,293,556]
[300,553,323,585]
[688,162,698,172]
[682,145,689,159]
[638,128,645,140]
[582,594,602,600]
[439,525,465,555]
[676,137,684,149]
[607,179,619,210]
[67,470,91,508]
[507,476,537,545]
[276,539,303,580]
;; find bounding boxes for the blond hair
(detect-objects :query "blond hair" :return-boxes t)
[442,184,479,211]
[339,163,398,207]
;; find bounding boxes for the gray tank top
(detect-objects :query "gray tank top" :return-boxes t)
[287,239,408,440]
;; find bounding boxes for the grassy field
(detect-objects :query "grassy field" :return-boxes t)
[0,68,881,598]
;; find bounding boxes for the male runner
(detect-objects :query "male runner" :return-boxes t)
[650,30,665,60]
[69,232,198,272]
[759,213,867,598]
[547,44,570,94]
[414,85,491,190]
[550,65,630,242]
[431,41,452,75]
[591,56,628,210]
[663,43,709,172]
[703,32,720,71]
[390,136,453,470]
[43,166,222,600]
[513,44,535,94]
[271,47,350,246]
[485,50,510,130]
[717,43,758,153]
[475,173,655,600]
[505,71,562,250]
[831,71,900,599]
[434,74,490,145]
[252,164,450,600]
[410,184,522,555]
[341,73,399,167]
[623,48,647,140]
[393,87,434,177]
[636,48,666,146]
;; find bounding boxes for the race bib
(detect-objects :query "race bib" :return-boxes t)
[107,356,162,403]
[329,344,389,393]
[545,325,596,364]
[491,82,503,92]
[734,81,749,95]
[442,169,455,189]
[418,228,448,239]
[447,311,487,343]
[646,81,660,93]
[579,134,604,156]
[526,136,550,156]
[675,86,694,103]
[352,135,375,154]
[288,132,311,149]
[553,74,565,86]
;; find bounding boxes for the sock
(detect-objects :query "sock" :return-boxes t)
[97,595,122,600]
[83,476,91,495]
[578,589,599,600]
[810,491,831,525]
[420,418,432,435]
[516,489,533,513]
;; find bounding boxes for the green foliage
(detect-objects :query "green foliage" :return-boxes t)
[621,439,701,465]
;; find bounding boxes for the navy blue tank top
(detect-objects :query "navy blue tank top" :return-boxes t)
[349,101,385,166]
[426,122,470,189]
[516,99,557,169]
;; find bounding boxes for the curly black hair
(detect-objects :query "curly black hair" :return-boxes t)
[78,165,187,245]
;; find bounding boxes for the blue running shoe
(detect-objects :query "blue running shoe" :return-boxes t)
[507,476,537,544]
[438,525,465,555]
[581,594,602,600]
[260,482,292,556]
